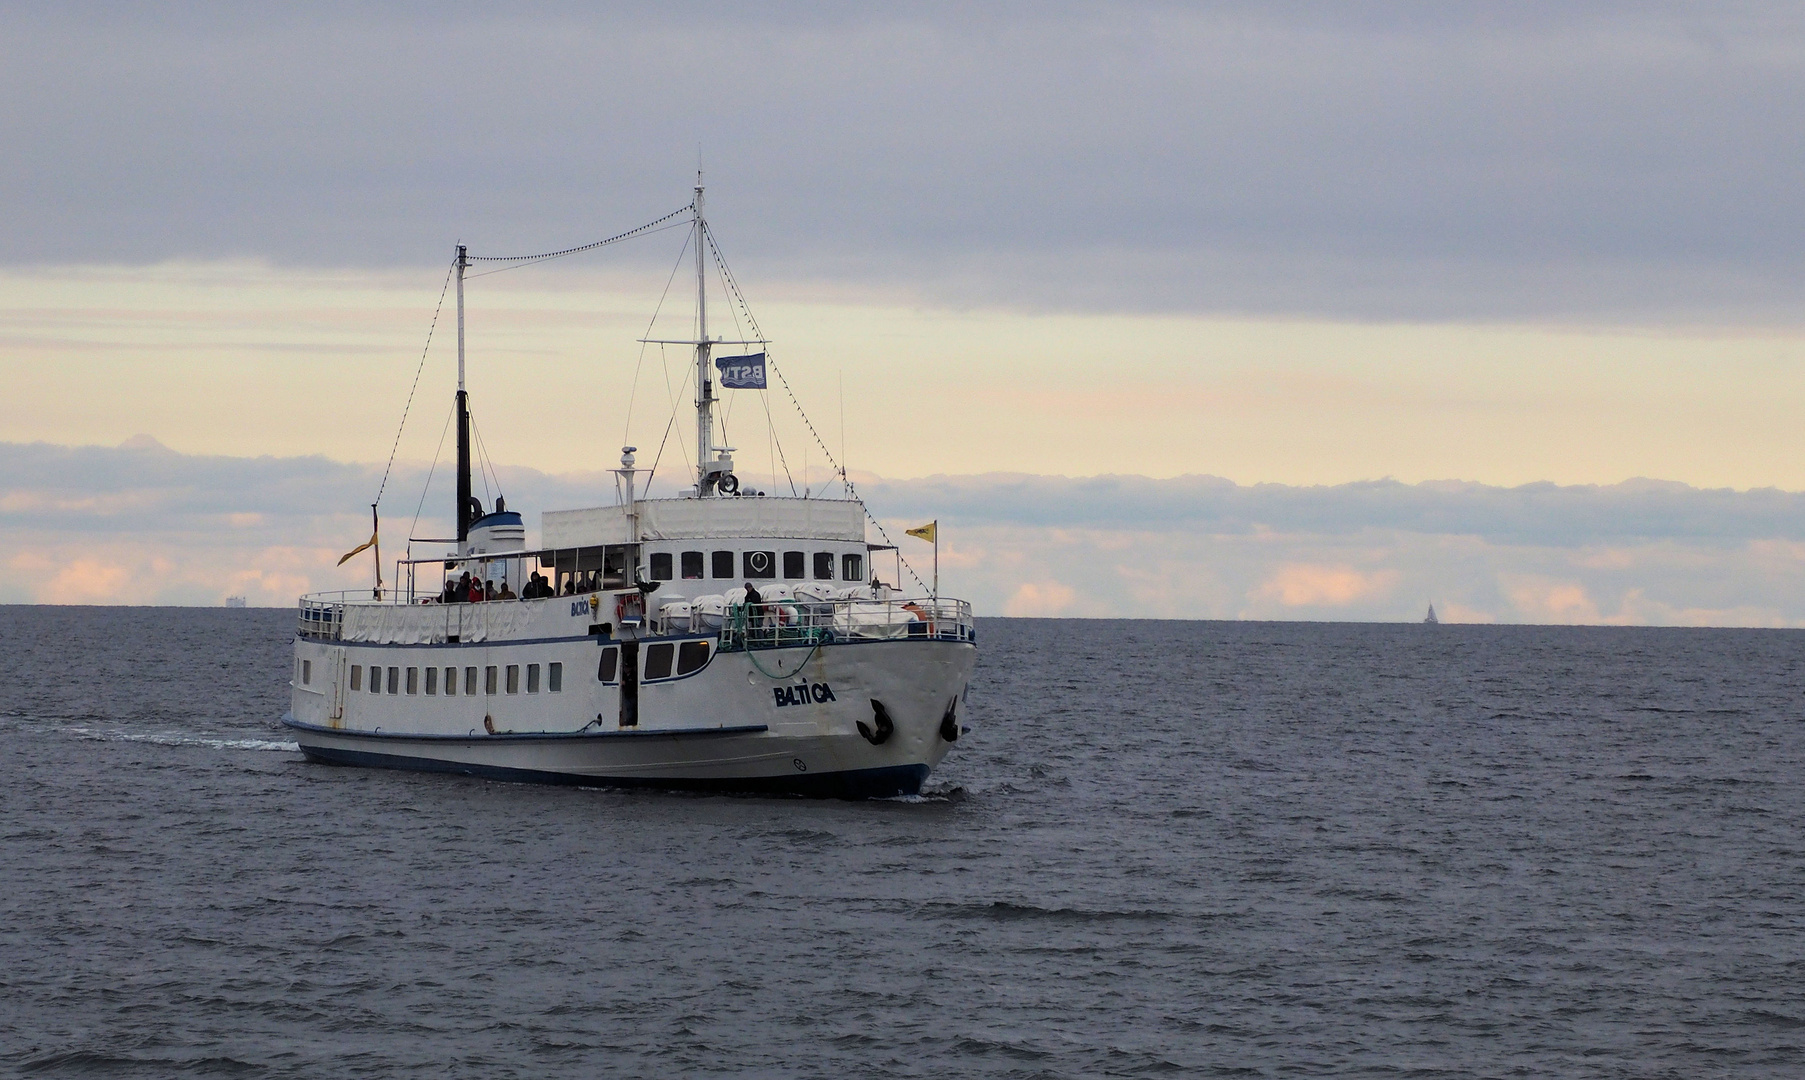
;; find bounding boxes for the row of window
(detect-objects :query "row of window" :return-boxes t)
[647,550,864,583]
[317,639,712,698]
[596,641,710,683]
[350,662,564,696]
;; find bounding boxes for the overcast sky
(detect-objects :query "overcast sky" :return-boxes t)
[7,2,1805,321]
[10,4,1805,620]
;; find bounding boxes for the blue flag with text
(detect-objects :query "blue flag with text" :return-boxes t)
[715,353,767,390]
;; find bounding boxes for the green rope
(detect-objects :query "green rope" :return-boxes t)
[731,604,824,680]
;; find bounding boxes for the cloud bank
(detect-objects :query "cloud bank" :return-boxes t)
[7,4,1805,321]
[8,438,1805,626]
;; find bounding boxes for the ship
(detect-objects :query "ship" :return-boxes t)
[283,182,976,798]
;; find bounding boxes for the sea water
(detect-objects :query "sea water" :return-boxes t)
[2,607,1802,1077]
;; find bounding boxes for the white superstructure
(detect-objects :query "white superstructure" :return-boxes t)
[284,184,976,798]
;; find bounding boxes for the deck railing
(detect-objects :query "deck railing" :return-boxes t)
[716,596,974,652]
[297,596,346,640]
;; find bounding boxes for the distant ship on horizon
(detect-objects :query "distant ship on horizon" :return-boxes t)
[224,595,247,609]
[1423,603,1439,624]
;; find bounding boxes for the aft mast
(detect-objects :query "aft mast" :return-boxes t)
[455,244,474,543]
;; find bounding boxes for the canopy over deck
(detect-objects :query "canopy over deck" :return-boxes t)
[543,496,865,548]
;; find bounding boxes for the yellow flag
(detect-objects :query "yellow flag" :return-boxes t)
[906,522,936,543]
[337,532,377,566]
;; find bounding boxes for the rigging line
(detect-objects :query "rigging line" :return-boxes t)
[464,204,693,264]
[703,224,920,586]
[642,377,686,497]
[625,226,696,447]
[374,260,455,508]
[708,238,791,492]
[664,343,693,478]
[759,389,799,497]
[407,400,458,543]
[645,343,691,491]
[469,412,497,506]
[464,220,690,280]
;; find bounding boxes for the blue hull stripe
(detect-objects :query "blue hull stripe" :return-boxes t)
[282,715,767,743]
[296,742,929,800]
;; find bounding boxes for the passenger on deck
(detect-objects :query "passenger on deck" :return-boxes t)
[455,572,474,603]
[485,580,499,601]
[743,581,766,626]
[498,580,516,600]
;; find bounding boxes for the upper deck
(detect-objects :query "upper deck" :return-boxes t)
[543,496,866,547]
[297,590,975,649]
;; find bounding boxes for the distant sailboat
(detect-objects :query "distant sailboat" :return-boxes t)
[1423,603,1439,625]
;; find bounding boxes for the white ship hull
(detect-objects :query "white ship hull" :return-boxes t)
[287,628,976,799]
[291,189,979,799]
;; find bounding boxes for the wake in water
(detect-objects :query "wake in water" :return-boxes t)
[62,726,299,754]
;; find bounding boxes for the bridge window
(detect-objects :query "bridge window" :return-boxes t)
[783,551,805,579]
[549,662,563,692]
[649,553,673,580]
[842,553,864,582]
[387,667,400,694]
[350,665,362,691]
[597,647,618,683]
[743,551,776,579]
[814,552,834,580]
[406,667,419,695]
[302,659,312,685]
[506,665,520,694]
[485,666,498,695]
[527,663,540,693]
[425,667,438,695]
[677,641,709,675]
[644,642,674,680]
[444,667,458,695]
[681,551,704,579]
[711,550,735,578]
[465,667,478,695]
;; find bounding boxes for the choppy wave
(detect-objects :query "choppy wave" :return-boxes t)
[4,608,1804,1077]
